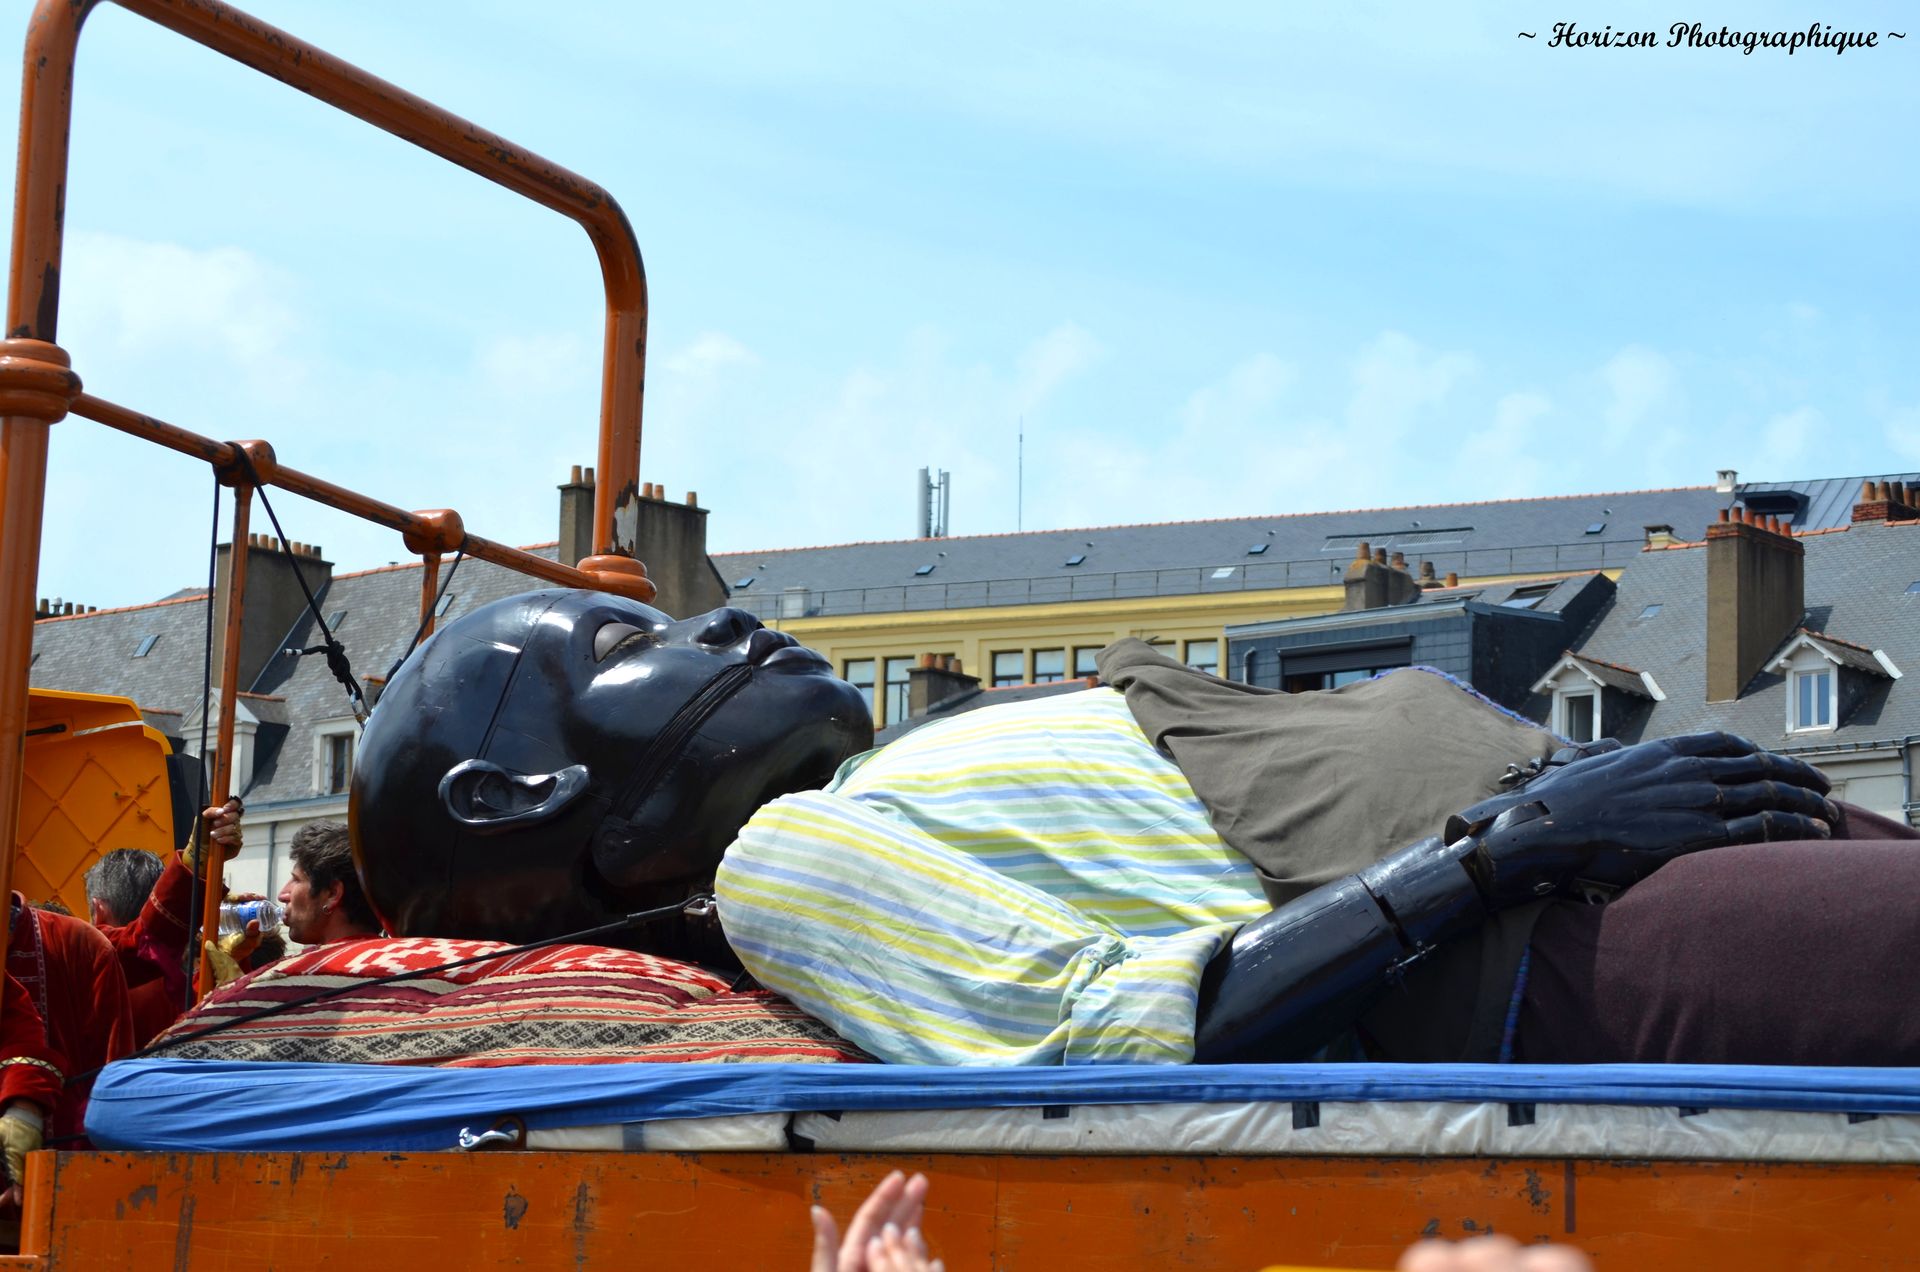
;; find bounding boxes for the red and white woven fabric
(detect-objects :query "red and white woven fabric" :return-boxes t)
[156,937,870,1067]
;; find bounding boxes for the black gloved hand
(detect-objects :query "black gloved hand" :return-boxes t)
[1445,731,1837,907]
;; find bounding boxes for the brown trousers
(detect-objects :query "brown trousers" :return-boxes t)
[1519,804,1920,1066]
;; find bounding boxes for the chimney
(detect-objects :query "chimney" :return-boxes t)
[1341,542,1421,611]
[628,478,727,617]
[559,465,596,568]
[1705,507,1804,703]
[1715,469,1738,494]
[907,653,980,718]
[1644,523,1676,549]
[211,535,335,693]
[1852,479,1920,524]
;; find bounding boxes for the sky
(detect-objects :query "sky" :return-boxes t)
[7,1,1919,610]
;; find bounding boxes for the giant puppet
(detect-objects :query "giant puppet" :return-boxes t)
[350,591,1920,1069]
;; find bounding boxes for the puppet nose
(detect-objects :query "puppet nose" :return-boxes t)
[694,607,762,647]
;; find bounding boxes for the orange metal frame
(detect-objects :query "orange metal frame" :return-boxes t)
[0,0,664,998]
[5,1150,1918,1270]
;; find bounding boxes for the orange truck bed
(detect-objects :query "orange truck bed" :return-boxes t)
[3,1149,1916,1270]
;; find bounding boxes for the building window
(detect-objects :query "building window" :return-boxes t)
[992,651,1025,687]
[842,659,875,717]
[1031,649,1066,683]
[1278,640,1411,694]
[1184,640,1219,675]
[1073,647,1101,678]
[1554,691,1599,743]
[883,657,914,726]
[314,724,357,796]
[1791,669,1833,731]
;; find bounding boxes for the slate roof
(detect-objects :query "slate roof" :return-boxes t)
[714,487,1732,618]
[1738,471,1920,533]
[712,474,1918,620]
[1562,518,1920,748]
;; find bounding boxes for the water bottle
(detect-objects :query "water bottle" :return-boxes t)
[219,899,284,935]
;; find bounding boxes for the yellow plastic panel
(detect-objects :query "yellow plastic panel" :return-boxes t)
[15,689,174,915]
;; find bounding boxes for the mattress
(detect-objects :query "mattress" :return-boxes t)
[87,1058,1920,1162]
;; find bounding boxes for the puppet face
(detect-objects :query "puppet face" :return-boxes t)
[351,590,872,946]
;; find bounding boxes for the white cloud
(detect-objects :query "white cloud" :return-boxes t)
[1598,345,1680,444]
[59,230,307,407]
[1761,406,1822,465]
[1013,323,1103,416]
[475,331,597,398]
[1347,331,1476,443]
[1887,406,1920,463]
[664,332,759,378]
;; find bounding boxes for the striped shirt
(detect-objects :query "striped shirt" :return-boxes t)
[714,687,1269,1065]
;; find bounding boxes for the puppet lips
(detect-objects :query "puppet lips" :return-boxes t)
[747,628,828,670]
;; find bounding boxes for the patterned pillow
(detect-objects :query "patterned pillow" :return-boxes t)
[156,936,871,1066]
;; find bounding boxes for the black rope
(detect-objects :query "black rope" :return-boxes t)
[383,545,466,687]
[184,471,222,1011]
[63,896,714,1087]
[226,448,367,723]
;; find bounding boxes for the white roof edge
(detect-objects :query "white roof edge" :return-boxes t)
[1874,649,1903,680]
[1528,654,1583,697]
[1639,671,1667,702]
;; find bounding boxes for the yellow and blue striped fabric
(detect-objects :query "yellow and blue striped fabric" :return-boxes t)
[715,688,1269,1065]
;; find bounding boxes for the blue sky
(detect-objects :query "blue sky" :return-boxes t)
[9,1,1919,610]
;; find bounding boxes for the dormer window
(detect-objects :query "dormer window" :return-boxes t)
[1790,668,1833,732]
[1763,629,1901,736]
[1531,652,1665,745]
[1555,690,1599,743]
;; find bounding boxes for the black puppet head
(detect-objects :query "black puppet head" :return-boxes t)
[350,589,872,947]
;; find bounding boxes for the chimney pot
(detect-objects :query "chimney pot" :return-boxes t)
[1715,468,1738,493]
[570,464,583,484]
[1390,550,1407,569]
[1862,480,1877,502]
[1353,542,1371,562]
[920,653,937,669]
[1418,560,1436,580]
[1372,547,1387,564]
[686,491,697,506]
[1445,572,1459,587]
[584,467,595,486]
[311,545,322,558]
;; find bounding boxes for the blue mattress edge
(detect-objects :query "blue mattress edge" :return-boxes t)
[85,1059,1920,1153]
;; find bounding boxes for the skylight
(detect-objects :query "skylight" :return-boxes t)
[733,575,756,589]
[1584,522,1606,535]
[1211,567,1236,580]
[133,634,159,658]
[435,592,458,617]
[326,610,348,631]
[1247,543,1269,556]
[1638,603,1663,620]
[914,564,935,576]
[1064,554,1086,567]
[1908,581,1920,594]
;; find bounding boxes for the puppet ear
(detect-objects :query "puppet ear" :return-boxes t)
[438,759,590,834]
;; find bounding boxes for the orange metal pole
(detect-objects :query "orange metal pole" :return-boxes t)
[194,482,252,997]
[0,0,93,982]
[70,394,651,599]
[417,552,442,637]
[105,0,649,565]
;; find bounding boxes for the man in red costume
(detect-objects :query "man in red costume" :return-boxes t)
[90,800,246,1046]
[6,891,128,1143]
[0,972,62,1204]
